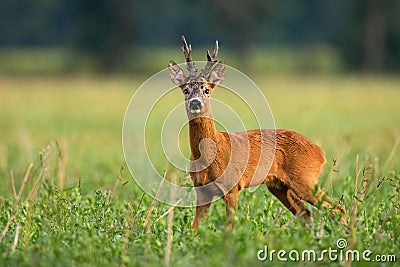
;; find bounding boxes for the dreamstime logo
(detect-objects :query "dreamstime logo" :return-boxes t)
[257,238,397,263]
[122,62,276,207]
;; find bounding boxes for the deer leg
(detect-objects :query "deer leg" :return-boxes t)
[192,187,213,229]
[267,185,312,218]
[295,186,347,224]
[223,186,239,229]
[314,188,347,222]
[192,203,211,229]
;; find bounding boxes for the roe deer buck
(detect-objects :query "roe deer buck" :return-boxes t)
[168,36,346,229]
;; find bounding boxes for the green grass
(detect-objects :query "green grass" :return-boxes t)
[0,74,399,266]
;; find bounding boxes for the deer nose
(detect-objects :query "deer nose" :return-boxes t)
[189,99,202,110]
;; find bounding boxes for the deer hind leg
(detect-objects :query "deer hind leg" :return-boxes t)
[316,187,347,224]
[295,185,347,224]
[267,184,312,219]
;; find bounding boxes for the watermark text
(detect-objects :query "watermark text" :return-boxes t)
[257,239,397,263]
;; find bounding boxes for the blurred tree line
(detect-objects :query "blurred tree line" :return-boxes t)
[0,0,399,73]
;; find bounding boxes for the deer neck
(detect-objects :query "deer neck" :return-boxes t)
[188,116,218,160]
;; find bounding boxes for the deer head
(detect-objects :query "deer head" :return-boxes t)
[168,36,225,118]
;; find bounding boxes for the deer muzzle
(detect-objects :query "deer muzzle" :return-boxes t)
[189,98,202,113]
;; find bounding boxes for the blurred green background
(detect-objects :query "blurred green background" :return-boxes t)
[0,0,399,74]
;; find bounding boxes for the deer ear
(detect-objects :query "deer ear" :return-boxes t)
[208,61,225,87]
[168,60,186,85]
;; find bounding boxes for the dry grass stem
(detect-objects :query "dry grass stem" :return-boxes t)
[11,224,21,254]
[143,170,167,229]
[265,208,286,238]
[22,161,46,248]
[1,163,33,242]
[157,198,182,222]
[16,163,33,204]
[164,173,177,267]
[317,220,326,240]
[346,155,360,267]
[108,166,123,205]
[57,139,68,190]
[272,208,285,226]
[121,199,134,267]
[369,194,400,249]
[143,170,167,260]
[373,156,379,181]
[323,141,350,191]
[383,133,400,171]
[133,193,145,227]
[10,170,17,200]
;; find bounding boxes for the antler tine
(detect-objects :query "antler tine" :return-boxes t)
[200,40,219,78]
[207,40,219,62]
[181,36,192,61]
[181,36,196,77]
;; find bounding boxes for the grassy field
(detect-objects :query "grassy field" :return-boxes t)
[0,74,399,266]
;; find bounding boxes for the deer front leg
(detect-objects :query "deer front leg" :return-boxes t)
[223,186,239,229]
[192,186,213,230]
[192,203,211,229]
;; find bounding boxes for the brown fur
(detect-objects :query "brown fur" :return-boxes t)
[189,117,347,229]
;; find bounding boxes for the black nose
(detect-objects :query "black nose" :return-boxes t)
[189,99,202,110]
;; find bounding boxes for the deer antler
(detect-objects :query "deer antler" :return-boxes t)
[181,36,197,77]
[200,40,219,78]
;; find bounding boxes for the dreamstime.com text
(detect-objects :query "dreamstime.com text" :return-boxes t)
[257,239,397,263]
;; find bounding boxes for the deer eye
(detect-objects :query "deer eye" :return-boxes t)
[204,88,210,94]
[183,88,189,95]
